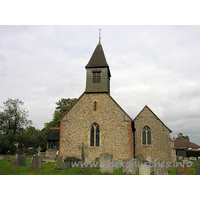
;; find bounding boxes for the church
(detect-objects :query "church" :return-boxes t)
[58,38,175,162]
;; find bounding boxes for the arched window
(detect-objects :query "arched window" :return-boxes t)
[90,123,100,147]
[142,126,151,145]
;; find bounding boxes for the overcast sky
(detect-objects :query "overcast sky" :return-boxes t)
[0,25,200,144]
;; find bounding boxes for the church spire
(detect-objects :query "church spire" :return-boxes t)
[99,29,101,44]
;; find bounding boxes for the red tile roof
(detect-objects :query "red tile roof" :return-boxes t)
[174,139,200,149]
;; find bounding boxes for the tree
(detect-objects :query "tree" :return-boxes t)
[176,133,190,141]
[0,98,32,135]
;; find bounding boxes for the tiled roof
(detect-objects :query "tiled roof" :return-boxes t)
[46,127,60,141]
[85,43,111,77]
[174,139,200,149]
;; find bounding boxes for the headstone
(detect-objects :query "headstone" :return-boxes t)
[78,142,88,163]
[139,161,150,175]
[177,156,183,161]
[11,161,18,169]
[57,156,63,163]
[176,163,190,175]
[4,155,9,162]
[195,164,200,175]
[154,166,168,175]
[42,157,50,163]
[189,156,197,161]
[29,155,42,169]
[136,154,144,165]
[55,162,72,170]
[113,160,120,171]
[95,157,100,165]
[146,155,151,162]
[122,158,137,174]
[0,156,3,160]
[17,155,26,166]
[100,153,113,174]
[37,146,41,156]
[85,157,91,165]
[15,153,18,159]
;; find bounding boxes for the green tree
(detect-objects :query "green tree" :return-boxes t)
[0,98,32,135]
[176,133,190,141]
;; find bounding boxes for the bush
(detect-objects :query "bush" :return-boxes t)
[64,157,78,163]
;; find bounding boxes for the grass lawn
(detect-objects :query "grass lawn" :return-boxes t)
[0,157,198,175]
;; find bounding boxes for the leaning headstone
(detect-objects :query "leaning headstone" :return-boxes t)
[0,156,3,160]
[17,155,26,166]
[176,163,190,175]
[122,158,137,174]
[136,154,144,165]
[154,166,168,175]
[85,157,91,166]
[113,160,120,171]
[100,153,113,174]
[56,156,63,163]
[29,155,42,169]
[139,160,150,175]
[4,155,9,162]
[195,164,200,175]
[56,162,72,170]
[11,161,19,169]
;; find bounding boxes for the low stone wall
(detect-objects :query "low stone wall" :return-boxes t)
[46,149,57,160]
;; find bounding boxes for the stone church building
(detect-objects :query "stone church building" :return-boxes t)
[58,40,174,162]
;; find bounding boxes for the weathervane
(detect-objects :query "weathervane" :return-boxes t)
[99,29,101,44]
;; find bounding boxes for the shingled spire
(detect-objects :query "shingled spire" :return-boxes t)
[85,39,111,94]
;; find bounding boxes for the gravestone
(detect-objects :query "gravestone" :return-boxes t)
[177,156,183,161]
[37,146,41,156]
[11,161,19,169]
[95,157,100,165]
[113,160,120,171]
[85,157,91,165]
[56,162,72,170]
[136,154,144,165]
[146,155,151,162]
[29,155,42,169]
[4,155,9,162]
[42,157,50,163]
[17,155,26,166]
[189,157,197,161]
[0,155,3,160]
[15,153,18,159]
[57,156,63,163]
[195,164,200,175]
[100,153,113,174]
[78,142,88,163]
[154,166,168,175]
[176,163,190,175]
[139,161,150,175]
[122,158,137,175]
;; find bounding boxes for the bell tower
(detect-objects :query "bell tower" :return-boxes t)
[85,37,111,94]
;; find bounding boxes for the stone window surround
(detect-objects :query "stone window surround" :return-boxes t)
[141,125,153,147]
[90,122,101,147]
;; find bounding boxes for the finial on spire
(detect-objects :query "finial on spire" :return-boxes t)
[99,29,101,44]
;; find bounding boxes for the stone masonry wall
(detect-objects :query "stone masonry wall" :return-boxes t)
[59,93,133,161]
[134,107,173,162]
